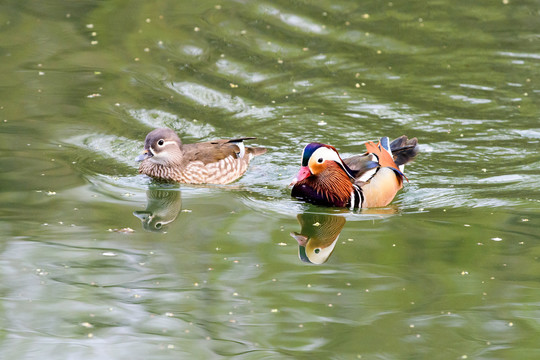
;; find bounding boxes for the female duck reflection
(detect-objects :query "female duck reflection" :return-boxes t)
[290,208,398,264]
[133,188,182,232]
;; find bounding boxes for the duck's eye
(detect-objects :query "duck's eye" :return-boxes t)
[157,139,164,146]
[317,158,324,164]
[314,248,321,254]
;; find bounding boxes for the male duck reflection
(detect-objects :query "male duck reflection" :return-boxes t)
[136,128,266,184]
[291,136,418,209]
[133,188,182,232]
[290,208,400,264]
[290,213,346,264]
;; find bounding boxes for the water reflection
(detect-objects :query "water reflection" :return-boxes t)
[291,207,401,264]
[133,188,182,232]
[290,213,346,265]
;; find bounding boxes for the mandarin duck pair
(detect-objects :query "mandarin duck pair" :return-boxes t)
[136,128,418,209]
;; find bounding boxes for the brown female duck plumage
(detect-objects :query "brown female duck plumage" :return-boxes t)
[136,128,266,184]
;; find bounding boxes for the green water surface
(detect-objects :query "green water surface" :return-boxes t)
[1,0,539,359]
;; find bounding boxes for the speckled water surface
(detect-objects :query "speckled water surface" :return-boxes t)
[1,0,539,358]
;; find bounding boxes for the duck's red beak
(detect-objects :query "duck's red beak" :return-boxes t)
[290,166,311,185]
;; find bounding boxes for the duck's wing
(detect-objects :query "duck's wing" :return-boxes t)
[343,154,380,183]
[183,138,266,165]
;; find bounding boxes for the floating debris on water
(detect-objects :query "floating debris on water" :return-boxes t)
[36,269,48,276]
[102,252,117,257]
[108,228,135,233]
[491,237,503,241]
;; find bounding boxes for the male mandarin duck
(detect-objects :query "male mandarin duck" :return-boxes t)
[291,136,418,209]
[136,128,266,184]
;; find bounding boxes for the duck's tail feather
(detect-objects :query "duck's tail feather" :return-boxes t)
[227,138,266,158]
[390,136,419,166]
[248,147,267,157]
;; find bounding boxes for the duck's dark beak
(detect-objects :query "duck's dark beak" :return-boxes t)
[136,149,151,162]
[133,210,152,221]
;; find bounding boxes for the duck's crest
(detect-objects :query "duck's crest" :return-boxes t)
[301,143,325,166]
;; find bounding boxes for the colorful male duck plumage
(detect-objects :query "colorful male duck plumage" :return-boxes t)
[291,136,418,209]
[136,128,266,184]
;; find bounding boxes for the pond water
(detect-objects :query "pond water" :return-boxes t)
[1,0,539,358]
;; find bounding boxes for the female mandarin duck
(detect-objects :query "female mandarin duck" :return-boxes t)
[291,136,418,209]
[136,128,266,184]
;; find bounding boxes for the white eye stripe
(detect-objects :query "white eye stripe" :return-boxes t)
[310,147,343,165]
[157,140,178,147]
